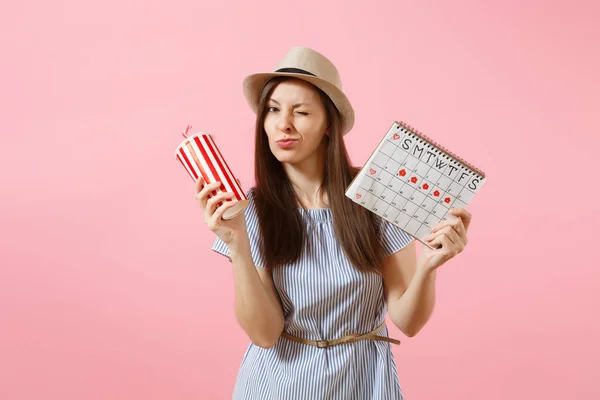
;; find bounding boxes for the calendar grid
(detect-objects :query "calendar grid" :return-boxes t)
[345,121,487,248]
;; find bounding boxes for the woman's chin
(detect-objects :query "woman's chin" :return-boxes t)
[274,154,298,164]
[272,148,299,164]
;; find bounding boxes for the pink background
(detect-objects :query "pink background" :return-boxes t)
[2,0,599,399]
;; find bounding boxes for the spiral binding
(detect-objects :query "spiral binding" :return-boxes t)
[394,121,486,179]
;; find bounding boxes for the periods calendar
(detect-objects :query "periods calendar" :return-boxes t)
[345,121,487,249]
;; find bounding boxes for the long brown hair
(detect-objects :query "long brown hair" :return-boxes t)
[253,77,386,274]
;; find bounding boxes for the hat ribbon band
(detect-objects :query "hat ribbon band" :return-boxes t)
[275,67,317,77]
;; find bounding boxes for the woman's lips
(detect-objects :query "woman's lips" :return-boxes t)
[276,139,298,149]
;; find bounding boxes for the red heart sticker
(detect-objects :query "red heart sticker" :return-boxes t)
[356,193,362,199]
[369,168,376,175]
[410,176,418,184]
[444,197,451,203]
[399,169,406,177]
[433,190,440,197]
[393,133,400,140]
[422,183,429,190]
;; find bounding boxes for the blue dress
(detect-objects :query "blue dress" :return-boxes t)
[212,188,414,399]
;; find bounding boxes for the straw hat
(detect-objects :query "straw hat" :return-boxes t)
[242,46,355,136]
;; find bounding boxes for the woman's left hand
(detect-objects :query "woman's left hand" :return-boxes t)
[418,208,472,272]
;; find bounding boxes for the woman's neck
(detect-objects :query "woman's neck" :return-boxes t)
[291,179,329,209]
[283,143,329,209]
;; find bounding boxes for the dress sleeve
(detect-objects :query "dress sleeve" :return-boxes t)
[211,189,267,269]
[378,217,415,257]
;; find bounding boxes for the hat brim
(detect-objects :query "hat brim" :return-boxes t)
[242,72,355,136]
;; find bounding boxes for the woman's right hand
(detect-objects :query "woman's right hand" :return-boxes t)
[195,176,248,246]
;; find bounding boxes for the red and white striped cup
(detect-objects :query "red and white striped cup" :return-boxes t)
[174,125,248,220]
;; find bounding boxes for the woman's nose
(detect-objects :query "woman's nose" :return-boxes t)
[277,112,293,132]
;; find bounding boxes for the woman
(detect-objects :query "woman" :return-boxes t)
[195,47,472,399]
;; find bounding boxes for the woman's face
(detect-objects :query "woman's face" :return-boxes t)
[263,79,329,166]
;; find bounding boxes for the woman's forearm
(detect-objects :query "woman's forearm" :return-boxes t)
[228,237,284,348]
[388,267,437,337]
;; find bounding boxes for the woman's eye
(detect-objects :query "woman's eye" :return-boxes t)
[267,107,307,115]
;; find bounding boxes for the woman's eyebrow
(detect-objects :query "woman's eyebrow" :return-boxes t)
[269,99,311,108]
